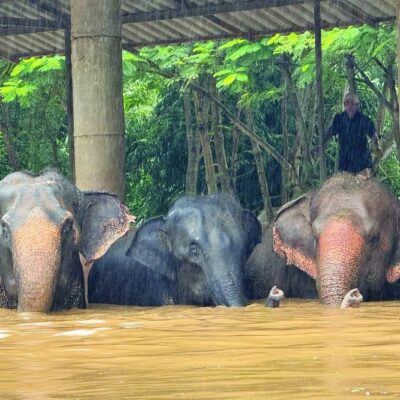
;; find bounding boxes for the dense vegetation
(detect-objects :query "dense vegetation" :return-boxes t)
[0,23,398,222]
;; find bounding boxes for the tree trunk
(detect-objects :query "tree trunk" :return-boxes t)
[314,1,326,182]
[210,77,232,193]
[71,0,125,198]
[388,69,400,162]
[64,26,75,182]
[375,78,388,136]
[190,81,302,191]
[281,54,312,188]
[280,73,290,204]
[345,54,357,95]
[183,90,200,195]
[193,88,217,194]
[354,56,400,162]
[230,107,242,192]
[245,108,273,222]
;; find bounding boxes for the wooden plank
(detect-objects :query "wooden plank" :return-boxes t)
[122,0,313,24]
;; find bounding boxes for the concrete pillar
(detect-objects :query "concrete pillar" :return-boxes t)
[70,0,125,198]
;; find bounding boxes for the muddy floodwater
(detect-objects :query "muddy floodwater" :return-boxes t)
[0,300,400,399]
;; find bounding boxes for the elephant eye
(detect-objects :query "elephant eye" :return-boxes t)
[1,221,10,244]
[369,234,380,246]
[189,243,201,257]
[62,219,73,237]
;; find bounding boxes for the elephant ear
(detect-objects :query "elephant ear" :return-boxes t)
[79,191,134,263]
[273,193,317,280]
[241,210,262,260]
[128,216,176,281]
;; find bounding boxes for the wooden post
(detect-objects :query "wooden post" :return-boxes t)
[64,26,75,182]
[70,0,125,198]
[314,0,326,182]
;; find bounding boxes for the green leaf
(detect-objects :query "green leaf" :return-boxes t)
[222,74,237,86]
[227,43,262,61]
[235,73,248,82]
[218,38,248,50]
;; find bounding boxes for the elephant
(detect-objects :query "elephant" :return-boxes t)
[245,222,318,301]
[270,173,400,306]
[89,194,262,307]
[89,224,175,306]
[0,170,133,312]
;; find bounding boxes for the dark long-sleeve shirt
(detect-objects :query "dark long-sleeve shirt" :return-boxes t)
[328,111,376,173]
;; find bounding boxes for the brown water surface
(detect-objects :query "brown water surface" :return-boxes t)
[0,300,399,399]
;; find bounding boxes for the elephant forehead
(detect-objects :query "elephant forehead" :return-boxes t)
[12,209,60,255]
[3,189,68,228]
[168,207,241,244]
[312,191,370,226]
[168,208,202,233]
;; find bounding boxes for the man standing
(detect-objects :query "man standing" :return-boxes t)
[325,92,382,178]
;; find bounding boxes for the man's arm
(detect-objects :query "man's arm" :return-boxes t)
[322,126,334,146]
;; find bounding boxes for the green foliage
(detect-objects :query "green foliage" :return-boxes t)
[0,22,397,219]
[0,55,68,178]
[124,84,187,220]
[378,152,400,196]
[0,56,64,107]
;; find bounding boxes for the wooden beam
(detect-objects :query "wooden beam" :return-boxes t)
[169,0,250,38]
[0,25,60,35]
[122,0,313,24]
[26,0,70,27]
[122,15,395,49]
[0,16,61,29]
[334,0,379,25]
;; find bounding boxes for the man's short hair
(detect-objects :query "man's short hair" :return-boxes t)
[344,92,359,104]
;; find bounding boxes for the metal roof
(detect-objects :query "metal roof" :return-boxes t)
[0,0,397,60]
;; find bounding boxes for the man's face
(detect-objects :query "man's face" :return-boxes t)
[344,97,359,118]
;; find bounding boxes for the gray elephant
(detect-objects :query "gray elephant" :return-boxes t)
[89,194,261,306]
[245,223,318,300]
[265,173,400,306]
[0,170,132,312]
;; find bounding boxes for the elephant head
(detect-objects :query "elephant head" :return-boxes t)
[163,194,261,307]
[272,173,400,306]
[0,170,132,312]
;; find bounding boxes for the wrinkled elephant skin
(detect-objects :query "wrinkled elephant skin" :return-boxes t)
[89,194,261,307]
[0,170,132,312]
[272,173,400,306]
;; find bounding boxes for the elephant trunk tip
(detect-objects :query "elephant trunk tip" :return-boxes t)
[266,285,285,308]
[341,288,363,309]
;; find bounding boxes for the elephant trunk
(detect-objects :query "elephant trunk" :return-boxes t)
[13,212,61,312]
[210,271,247,307]
[16,256,60,312]
[317,218,365,306]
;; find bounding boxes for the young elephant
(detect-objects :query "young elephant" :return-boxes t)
[272,173,400,306]
[245,223,318,301]
[89,194,261,307]
[0,170,132,312]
